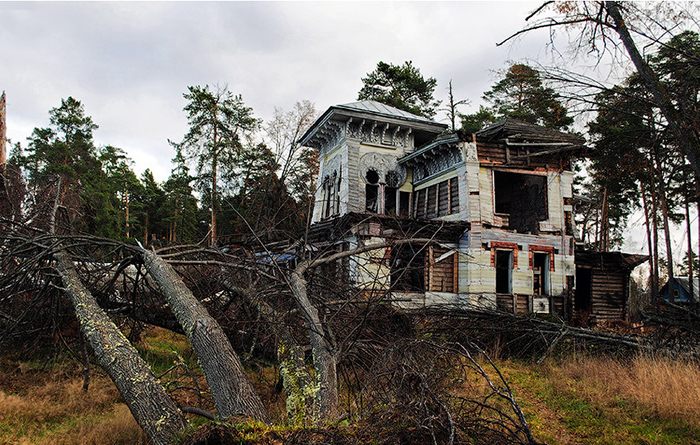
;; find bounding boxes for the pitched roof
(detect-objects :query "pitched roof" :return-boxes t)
[335,100,436,124]
[671,276,700,297]
[298,100,447,149]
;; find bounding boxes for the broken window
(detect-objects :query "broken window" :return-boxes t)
[495,249,512,294]
[390,244,425,291]
[321,170,341,220]
[399,191,411,217]
[533,252,549,296]
[365,169,379,213]
[494,171,547,233]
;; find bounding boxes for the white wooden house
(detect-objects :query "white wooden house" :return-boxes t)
[299,100,585,317]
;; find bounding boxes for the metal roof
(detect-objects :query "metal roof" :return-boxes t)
[335,100,436,124]
[298,100,447,148]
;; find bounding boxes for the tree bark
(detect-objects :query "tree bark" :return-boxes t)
[54,251,188,445]
[289,270,339,424]
[685,194,694,302]
[141,249,270,423]
[640,181,657,303]
[655,163,675,303]
[220,280,313,424]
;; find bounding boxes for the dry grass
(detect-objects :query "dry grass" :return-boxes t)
[0,366,146,445]
[551,354,700,425]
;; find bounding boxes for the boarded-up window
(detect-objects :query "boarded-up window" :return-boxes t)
[450,177,459,214]
[428,248,455,292]
[416,177,459,219]
[427,185,437,218]
[415,189,426,219]
[438,181,449,216]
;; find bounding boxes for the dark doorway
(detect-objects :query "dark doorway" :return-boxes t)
[495,250,512,294]
[575,268,592,312]
[533,252,549,296]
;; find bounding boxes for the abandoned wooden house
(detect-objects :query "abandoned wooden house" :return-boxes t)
[296,100,644,323]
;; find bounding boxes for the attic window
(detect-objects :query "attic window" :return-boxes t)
[494,171,547,233]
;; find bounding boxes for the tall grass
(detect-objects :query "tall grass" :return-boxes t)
[554,354,700,425]
[0,373,147,444]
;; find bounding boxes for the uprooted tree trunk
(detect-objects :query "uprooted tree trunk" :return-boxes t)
[220,279,313,424]
[287,237,440,424]
[289,269,339,424]
[141,248,271,423]
[54,250,189,445]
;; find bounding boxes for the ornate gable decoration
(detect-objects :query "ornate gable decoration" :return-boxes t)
[399,133,464,183]
[359,152,407,187]
[347,118,412,149]
[298,100,447,154]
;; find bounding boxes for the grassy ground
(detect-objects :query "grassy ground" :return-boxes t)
[2,328,700,444]
[501,355,700,445]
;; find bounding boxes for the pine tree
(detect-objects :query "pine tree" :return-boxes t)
[358,61,441,118]
[170,85,259,246]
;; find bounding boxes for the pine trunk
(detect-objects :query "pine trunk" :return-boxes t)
[141,249,270,423]
[685,195,694,302]
[289,270,339,424]
[55,251,188,445]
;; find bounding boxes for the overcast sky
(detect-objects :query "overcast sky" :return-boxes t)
[2,1,697,260]
[1,1,566,182]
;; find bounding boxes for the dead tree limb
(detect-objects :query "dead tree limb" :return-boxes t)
[140,248,271,423]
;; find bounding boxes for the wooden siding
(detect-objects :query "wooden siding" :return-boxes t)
[497,294,530,314]
[475,138,575,170]
[589,269,627,322]
[426,247,455,293]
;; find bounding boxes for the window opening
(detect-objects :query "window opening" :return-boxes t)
[385,187,398,215]
[495,250,512,294]
[533,252,549,296]
[494,171,547,233]
[365,169,379,213]
[399,191,411,217]
[390,244,425,291]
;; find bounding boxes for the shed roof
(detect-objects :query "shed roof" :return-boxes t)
[477,118,584,145]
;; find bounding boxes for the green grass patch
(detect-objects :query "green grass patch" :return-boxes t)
[501,359,700,445]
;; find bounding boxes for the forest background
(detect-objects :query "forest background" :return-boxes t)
[2,2,700,444]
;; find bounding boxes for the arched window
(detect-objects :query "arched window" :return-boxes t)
[365,169,379,213]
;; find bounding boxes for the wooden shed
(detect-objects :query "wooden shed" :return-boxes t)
[574,250,648,325]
